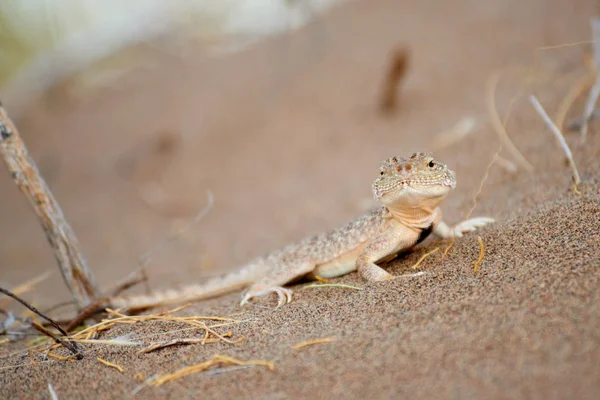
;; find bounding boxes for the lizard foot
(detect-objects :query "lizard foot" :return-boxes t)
[452,217,495,238]
[240,286,293,308]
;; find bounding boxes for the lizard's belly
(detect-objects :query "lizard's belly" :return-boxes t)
[311,242,368,279]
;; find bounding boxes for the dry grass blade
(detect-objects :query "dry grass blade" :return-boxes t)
[46,353,76,362]
[292,337,336,349]
[138,190,214,267]
[529,95,581,187]
[303,283,362,290]
[465,147,501,220]
[411,247,440,269]
[149,354,274,387]
[139,333,234,354]
[486,71,534,172]
[473,236,485,274]
[494,155,517,173]
[97,357,125,373]
[0,272,52,308]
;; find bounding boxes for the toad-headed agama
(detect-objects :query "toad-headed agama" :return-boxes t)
[112,153,494,310]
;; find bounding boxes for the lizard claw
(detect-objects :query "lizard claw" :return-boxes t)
[452,217,495,238]
[240,286,293,308]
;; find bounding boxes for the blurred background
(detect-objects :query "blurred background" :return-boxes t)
[0,0,594,308]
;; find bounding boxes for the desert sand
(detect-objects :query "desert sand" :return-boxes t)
[1,0,599,399]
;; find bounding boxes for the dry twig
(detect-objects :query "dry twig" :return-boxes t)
[0,286,83,359]
[0,104,100,308]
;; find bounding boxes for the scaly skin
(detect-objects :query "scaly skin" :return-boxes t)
[111,153,494,310]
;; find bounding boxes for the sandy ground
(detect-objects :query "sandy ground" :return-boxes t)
[1,0,599,398]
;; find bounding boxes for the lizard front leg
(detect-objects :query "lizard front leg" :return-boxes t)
[240,258,315,307]
[356,226,419,281]
[433,217,495,239]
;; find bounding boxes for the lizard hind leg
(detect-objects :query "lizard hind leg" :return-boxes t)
[240,258,315,307]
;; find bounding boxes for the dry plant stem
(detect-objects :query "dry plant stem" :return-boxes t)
[97,357,124,373]
[529,96,581,186]
[379,46,409,114]
[109,268,149,297]
[66,267,151,331]
[473,236,485,274]
[486,72,534,172]
[139,336,232,354]
[411,247,440,269]
[0,272,51,308]
[292,337,336,349]
[303,283,362,290]
[138,190,214,267]
[149,354,275,387]
[0,105,100,308]
[65,300,107,332]
[465,147,501,220]
[579,74,600,141]
[555,74,594,131]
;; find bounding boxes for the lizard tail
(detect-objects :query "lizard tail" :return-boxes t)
[110,263,265,311]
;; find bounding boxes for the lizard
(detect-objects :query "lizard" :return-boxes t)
[111,153,494,310]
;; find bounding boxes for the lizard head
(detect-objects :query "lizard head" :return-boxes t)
[372,153,456,204]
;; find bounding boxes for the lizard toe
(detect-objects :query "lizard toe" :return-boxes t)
[240,286,293,308]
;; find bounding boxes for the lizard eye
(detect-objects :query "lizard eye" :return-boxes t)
[380,171,384,175]
[428,160,436,168]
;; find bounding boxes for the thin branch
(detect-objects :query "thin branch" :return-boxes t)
[0,286,83,359]
[0,286,69,337]
[0,103,100,308]
[529,95,581,186]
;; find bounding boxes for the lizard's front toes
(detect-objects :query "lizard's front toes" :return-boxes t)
[454,217,495,236]
[240,286,293,307]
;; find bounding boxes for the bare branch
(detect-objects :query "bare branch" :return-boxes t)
[0,103,100,308]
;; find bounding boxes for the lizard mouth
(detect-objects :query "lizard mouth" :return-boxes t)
[373,178,456,200]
